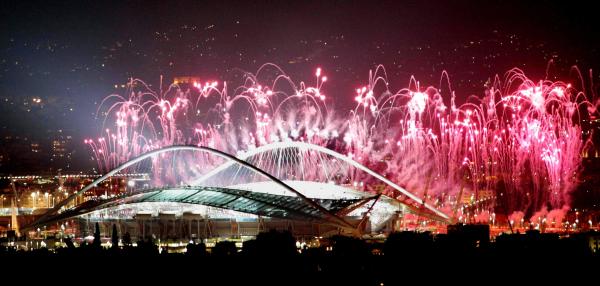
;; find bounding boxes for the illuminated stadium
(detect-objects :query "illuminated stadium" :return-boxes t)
[21,61,594,240]
[26,142,449,240]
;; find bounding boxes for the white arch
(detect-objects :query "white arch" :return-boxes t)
[35,145,353,228]
[192,141,449,220]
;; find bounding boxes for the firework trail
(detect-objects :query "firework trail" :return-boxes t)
[86,63,596,222]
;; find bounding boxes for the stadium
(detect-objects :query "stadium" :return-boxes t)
[24,142,450,242]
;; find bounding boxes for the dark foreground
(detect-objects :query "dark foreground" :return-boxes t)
[2,229,599,284]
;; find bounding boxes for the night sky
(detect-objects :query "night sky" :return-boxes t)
[1,0,599,170]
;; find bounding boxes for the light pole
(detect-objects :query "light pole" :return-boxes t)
[31,192,36,209]
[127,180,135,193]
[60,223,65,243]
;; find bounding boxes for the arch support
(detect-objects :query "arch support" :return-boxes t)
[31,145,354,230]
[193,141,449,220]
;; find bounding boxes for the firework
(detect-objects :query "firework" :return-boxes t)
[86,63,596,223]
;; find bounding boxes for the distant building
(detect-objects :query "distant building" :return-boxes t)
[0,134,44,173]
[173,76,201,85]
[113,81,142,90]
[582,117,600,158]
[0,129,77,174]
[588,233,600,253]
[48,129,73,171]
[30,142,41,153]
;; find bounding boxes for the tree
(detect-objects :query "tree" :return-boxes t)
[93,222,101,248]
[122,232,132,247]
[330,235,370,258]
[254,229,297,257]
[212,241,237,256]
[64,237,75,249]
[186,242,207,256]
[111,224,119,249]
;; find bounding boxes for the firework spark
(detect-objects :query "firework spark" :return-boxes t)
[86,63,596,223]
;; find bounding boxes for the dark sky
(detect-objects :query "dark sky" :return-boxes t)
[1,0,599,169]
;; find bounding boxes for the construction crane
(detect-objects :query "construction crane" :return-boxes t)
[10,178,20,236]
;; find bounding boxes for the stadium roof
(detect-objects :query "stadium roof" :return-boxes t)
[32,186,367,226]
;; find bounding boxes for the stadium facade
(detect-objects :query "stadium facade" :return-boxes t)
[24,143,449,241]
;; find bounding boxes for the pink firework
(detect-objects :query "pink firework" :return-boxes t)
[86,63,596,222]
